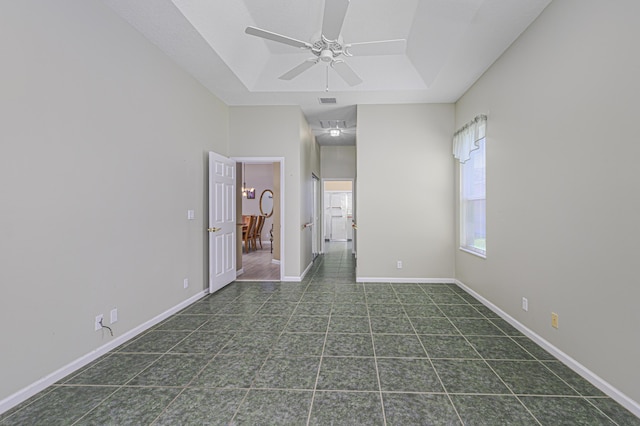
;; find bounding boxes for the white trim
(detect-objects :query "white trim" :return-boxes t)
[356,277,456,284]
[281,275,302,282]
[271,259,281,265]
[236,268,245,275]
[300,260,313,281]
[459,247,486,259]
[281,260,314,282]
[455,279,640,418]
[0,291,207,415]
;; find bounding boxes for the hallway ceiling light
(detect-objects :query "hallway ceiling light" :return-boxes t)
[329,129,341,137]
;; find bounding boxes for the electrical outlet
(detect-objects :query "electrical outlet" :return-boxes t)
[187,210,195,220]
[551,312,559,329]
[183,278,189,289]
[95,314,104,331]
[396,260,403,269]
[110,308,118,324]
[521,297,528,312]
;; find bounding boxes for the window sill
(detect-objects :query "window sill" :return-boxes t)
[459,247,486,259]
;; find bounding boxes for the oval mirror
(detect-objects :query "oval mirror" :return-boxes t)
[259,189,274,218]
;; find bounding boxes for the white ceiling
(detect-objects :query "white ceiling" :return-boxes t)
[101,0,551,145]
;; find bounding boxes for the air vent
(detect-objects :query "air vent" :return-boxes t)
[318,97,337,104]
[320,120,347,129]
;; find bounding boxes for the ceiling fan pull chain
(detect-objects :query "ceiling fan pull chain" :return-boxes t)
[325,65,329,92]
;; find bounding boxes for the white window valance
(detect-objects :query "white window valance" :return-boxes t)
[453,114,487,163]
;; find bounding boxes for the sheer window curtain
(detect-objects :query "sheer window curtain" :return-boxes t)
[453,114,487,163]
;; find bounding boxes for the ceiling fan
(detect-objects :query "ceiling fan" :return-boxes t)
[245,0,406,86]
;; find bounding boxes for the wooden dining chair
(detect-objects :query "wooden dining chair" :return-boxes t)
[242,215,256,253]
[252,215,266,250]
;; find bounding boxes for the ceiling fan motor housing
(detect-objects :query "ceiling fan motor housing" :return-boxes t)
[312,38,343,62]
[319,49,334,62]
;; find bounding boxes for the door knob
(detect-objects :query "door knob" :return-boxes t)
[207,227,221,232]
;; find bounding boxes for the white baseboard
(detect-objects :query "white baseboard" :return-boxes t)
[236,268,244,276]
[0,290,208,415]
[300,261,313,281]
[282,261,314,282]
[455,279,640,418]
[271,259,281,265]
[356,277,456,284]
[281,276,301,282]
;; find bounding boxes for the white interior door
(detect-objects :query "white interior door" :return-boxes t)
[208,152,236,293]
[330,193,348,241]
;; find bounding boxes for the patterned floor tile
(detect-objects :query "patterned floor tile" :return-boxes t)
[373,333,427,358]
[432,359,510,394]
[74,386,181,425]
[309,391,384,426]
[383,392,461,426]
[451,395,538,425]
[316,357,379,391]
[154,388,245,426]
[520,396,615,425]
[232,389,313,425]
[488,360,579,396]
[252,356,321,390]
[377,358,443,392]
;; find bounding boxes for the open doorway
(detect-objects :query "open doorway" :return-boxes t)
[323,180,354,253]
[234,158,283,281]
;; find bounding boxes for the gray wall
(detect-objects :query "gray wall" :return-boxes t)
[321,146,356,179]
[356,104,455,281]
[0,0,229,402]
[455,0,640,404]
[228,106,320,279]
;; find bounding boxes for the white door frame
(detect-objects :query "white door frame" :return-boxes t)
[232,156,285,280]
[312,173,320,259]
[321,178,355,255]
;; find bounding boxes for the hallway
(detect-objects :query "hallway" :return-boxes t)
[1,243,637,424]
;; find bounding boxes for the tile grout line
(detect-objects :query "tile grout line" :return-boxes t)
[441,306,543,426]
[228,278,313,425]
[71,319,216,426]
[394,284,465,425]
[152,285,290,424]
[146,315,242,425]
[306,251,350,425]
[364,283,388,426]
[304,304,332,426]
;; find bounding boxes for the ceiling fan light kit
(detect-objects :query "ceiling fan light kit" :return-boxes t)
[245,0,406,87]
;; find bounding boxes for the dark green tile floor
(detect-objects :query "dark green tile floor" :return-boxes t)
[2,242,639,425]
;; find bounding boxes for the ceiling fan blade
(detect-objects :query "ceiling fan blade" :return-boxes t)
[331,60,362,86]
[279,59,319,80]
[345,39,407,56]
[322,0,350,41]
[245,26,312,49]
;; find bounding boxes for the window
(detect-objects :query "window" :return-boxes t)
[460,137,486,256]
